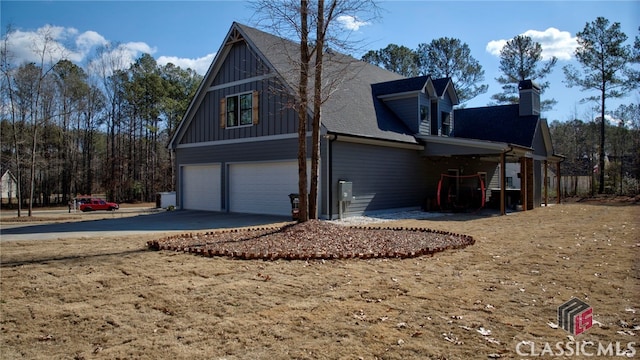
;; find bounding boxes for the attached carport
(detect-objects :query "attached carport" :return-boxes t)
[418,135,562,215]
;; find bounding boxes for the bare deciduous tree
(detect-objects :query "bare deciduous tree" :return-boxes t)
[0,25,23,216]
[251,0,380,221]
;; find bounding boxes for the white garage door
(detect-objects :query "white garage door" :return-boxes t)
[229,161,301,216]
[182,164,221,211]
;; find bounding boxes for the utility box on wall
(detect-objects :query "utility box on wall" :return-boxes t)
[338,181,353,201]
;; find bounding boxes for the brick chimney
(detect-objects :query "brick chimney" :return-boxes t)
[518,80,540,117]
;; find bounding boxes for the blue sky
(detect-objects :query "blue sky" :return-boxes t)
[2,0,638,122]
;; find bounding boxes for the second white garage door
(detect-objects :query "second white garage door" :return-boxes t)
[229,161,300,216]
[182,164,221,211]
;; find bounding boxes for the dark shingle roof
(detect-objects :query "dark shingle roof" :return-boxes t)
[454,104,539,148]
[371,75,430,96]
[432,77,451,97]
[236,23,417,143]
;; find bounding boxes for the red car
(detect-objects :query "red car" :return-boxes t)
[78,198,119,212]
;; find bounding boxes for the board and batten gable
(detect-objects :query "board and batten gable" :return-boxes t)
[178,40,302,146]
[171,26,320,214]
[210,39,269,86]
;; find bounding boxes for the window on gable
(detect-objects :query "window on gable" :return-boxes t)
[441,112,451,136]
[430,100,438,135]
[226,96,238,127]
[239,93,253,125]
[420,105,429,121]
[220,91,259,129]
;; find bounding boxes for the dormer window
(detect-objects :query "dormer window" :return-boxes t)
[442,112,451,136]
[431,100,438,135]
[420,105,429,121]
[371,75,458,137]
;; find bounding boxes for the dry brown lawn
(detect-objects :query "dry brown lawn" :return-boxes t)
[1,201,638,359]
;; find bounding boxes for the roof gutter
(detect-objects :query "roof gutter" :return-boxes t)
[331,132,424,150]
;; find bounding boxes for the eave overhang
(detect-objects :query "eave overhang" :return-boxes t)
[416,134,532,157]
[330,132,423,150]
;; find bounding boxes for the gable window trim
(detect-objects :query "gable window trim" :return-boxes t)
[226,92,253,128]
[441,111,451,136]
[220,90,259,129]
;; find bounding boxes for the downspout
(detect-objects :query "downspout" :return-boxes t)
[170,147,179,209]
[544,160,548,206]
[327,133,337,219]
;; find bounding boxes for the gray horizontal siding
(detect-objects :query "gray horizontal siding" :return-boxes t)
[331,141,428,216]
[383,97,419,133]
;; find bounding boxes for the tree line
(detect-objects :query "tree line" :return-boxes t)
[362,17,639,195]
[549,104,639,196]
[1,13,638,217]
[1,28,202,216]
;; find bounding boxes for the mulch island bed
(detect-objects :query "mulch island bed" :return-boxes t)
[147,219,474,260]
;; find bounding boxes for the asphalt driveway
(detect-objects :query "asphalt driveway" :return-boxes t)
[0,210,291,241]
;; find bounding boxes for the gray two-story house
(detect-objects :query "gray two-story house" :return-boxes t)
[168,22,562,218]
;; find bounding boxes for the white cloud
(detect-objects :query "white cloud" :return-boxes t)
[123,41,155,54]
[86,41,158,76]
[157,53,216,75]
[486,27,578,61]
[116,42,157,67]
[5,25,212,77]
[75,31,108,52]
[486,39,507,57]
[337,15,370,31]
[599,114,632,127]
[589,114,634,128]
[522,28,577,60]
[4,25,153,66]
[4,25,68,64]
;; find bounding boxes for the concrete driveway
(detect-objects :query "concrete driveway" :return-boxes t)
[0,210,291,241]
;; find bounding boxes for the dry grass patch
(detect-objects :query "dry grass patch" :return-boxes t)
[1,202,638,359]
